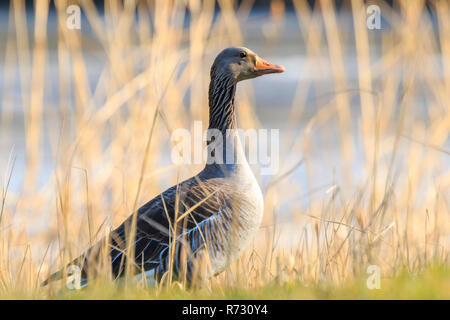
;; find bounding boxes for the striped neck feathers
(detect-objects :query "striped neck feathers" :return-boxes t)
[208,67,237,132]
[206,67,249,170]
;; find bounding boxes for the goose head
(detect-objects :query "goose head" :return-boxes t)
[211,47,285,82]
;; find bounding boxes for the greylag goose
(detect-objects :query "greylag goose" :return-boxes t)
[44,47,284,287]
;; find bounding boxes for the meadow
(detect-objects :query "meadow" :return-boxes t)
[0,0,449,299]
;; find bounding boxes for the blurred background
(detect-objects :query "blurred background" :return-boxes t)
[0,0,449,295]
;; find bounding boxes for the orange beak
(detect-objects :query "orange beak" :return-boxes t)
[254,56,285,74]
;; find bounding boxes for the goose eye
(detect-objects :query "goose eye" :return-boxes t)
[239,51,247,58]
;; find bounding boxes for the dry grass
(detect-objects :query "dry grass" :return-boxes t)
[0,0,449,299]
